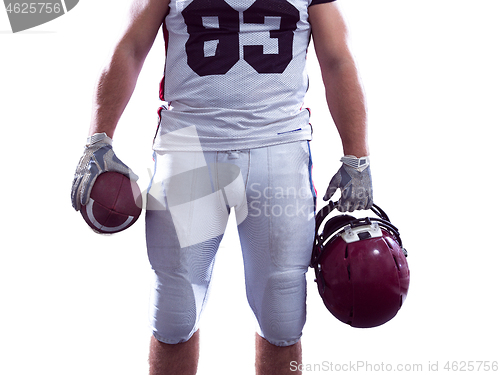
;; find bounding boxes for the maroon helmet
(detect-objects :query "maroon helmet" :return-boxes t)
[311,201,410,328]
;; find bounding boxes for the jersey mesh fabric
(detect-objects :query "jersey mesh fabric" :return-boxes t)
[154,0,336,151]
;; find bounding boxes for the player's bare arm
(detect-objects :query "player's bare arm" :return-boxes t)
[89,0,170,138]
[310,3,373,211]
[309,2,368,158]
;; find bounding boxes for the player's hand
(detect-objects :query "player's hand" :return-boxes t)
[323,155,373,212]
[71,132,138,211]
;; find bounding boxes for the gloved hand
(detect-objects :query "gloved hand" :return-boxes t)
[71,132,138,211]
[323,155,373,212]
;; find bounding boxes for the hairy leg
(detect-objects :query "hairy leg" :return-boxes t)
[255,333,302,375]
[149,331,200,375]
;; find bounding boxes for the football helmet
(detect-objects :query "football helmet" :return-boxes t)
[311,201,410,328]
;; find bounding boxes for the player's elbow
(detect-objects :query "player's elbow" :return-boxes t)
[117,36,149,66]
[318,48,356,74]
[103,36,149,79]
[318,56,359,90]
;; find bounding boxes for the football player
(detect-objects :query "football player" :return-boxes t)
[71,0,373,373]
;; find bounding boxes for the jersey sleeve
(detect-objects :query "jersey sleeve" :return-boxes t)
[310,0,336,6]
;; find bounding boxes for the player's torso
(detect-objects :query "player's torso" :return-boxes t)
[156,0,316,151]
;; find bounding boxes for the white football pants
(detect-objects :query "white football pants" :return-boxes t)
[145,141,316,346]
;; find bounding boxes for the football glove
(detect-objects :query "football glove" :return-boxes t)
[323,155,373,212]
[71,132,138,211]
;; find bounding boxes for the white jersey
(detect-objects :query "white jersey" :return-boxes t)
[153,0,335,151]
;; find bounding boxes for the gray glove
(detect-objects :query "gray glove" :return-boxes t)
[71,133,138,211]
[323,155,373,212]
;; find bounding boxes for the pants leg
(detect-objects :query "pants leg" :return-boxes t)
[146,150,230,344]
[238,141,316,346]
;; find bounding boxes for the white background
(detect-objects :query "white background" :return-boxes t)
[1,0,499,374]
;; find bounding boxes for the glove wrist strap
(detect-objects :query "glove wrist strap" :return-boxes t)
[86,132,112,147]
[341,155,370,172]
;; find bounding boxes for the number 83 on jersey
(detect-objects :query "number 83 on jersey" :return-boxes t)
[181,0,301,76]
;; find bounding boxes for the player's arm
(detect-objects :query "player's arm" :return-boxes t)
[309,2,368,157]
[309,2,373,211]
[89,0,170,138]
[71,0,170,211]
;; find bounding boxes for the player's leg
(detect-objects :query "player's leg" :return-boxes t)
[255,333,302,375]
[146,150,230,374]
[238,141,316,374]
[149,330,199,375]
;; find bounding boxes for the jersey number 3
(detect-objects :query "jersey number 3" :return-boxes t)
[182,0,300,76]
